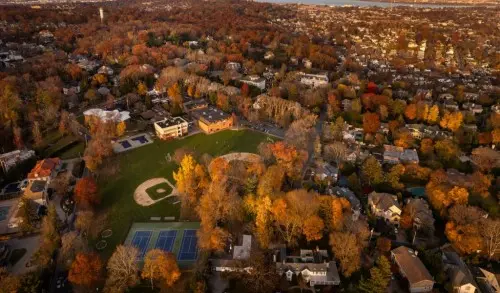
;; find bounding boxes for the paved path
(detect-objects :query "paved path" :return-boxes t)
[8,235,40,275]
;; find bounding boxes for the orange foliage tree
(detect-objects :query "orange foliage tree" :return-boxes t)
[74,177,100,209]
[141,249,181,289]
[68,252,102,288]
[362,112,380,134]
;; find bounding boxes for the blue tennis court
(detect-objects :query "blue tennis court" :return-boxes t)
[178,229,198,261]
[131,230,152,258]
[155,230,177,252]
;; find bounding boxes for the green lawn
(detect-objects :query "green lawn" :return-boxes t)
[145,182,173,201]
[97,129,270,258]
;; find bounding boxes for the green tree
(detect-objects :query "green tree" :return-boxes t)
[358,256,392,293]
[361,156,383,186]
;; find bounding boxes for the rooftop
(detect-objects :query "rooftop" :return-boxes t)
[155,117,187,129]
[191,106,231,124]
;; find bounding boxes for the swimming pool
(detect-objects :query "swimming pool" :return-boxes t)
[0,206,10,221]
[120,141,132,149]
[407,186,426,197]
[131,135,149,144]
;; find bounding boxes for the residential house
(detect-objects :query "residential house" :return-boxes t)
[462,102,483,114]
[226,62,241,71]
[276,249,341,287]
[404,198,434,232]
[441,248,478,293]
[475,268,500,293]
[240,75,266,90]
[154,117,188,140]
[299,72,329,87]
[211,235,253,273]
[98,65,114,75]
[27,158,61,183]
[315,162,339,184]
[391,246,434,293]
[0,149,35,173]
[62,83,81,96]
[368,192,401,226]
[191,106,233,134]
[383,145,419,164]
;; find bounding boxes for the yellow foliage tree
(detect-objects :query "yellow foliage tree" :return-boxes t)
[492,128,500,144]
[427,105,440,124]
[141,249,180,289]
[116,121,126,137]
[440,111,463,132]
[303,215,325,242]
[137,82,147,96]
[173,155,208,207]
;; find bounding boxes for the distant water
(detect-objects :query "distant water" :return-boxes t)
[256,0,474,8]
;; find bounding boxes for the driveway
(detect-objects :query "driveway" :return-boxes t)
[7,234,41,275]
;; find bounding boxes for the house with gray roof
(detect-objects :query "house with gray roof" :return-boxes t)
[391,246,434,293]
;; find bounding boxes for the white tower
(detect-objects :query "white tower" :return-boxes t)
[99,7,104,23]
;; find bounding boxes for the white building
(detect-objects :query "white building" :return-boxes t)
[0,149,35,173]
[368,192,402,226]
[240,75,266,90]
[299,72,329,87]
[153,117,188,140]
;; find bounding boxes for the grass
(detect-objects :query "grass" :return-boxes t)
[9,248,27,266]
[38,129,85,159]
[145,182,173,201]
[97,129,269,259]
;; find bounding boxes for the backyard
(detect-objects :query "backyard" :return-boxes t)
[96,129,271,258]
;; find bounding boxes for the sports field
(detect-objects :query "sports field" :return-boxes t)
[124,222,201,268]
[97,129,271,258]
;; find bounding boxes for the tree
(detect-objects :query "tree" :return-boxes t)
[361,156,383,185]
[376,237,392,254]
[471,147,500,173]
[84,88,98,103]
[427,105,439,124]
[271,189,320,246]
[470,171,492,198]
[104,245,140,293]
[68,252,102,288]
[284,115,317,151]
[358,256,392,293]
[141,249,181,289]
[481,218,500,260]
[324,142,347,165]
[434,139,458,163]
[257,165,284,198]
[0,80,21,128]
[420,138,434,157]
[173,155,208,207]
[384,164,405,190]
[116,121,126,137]
[0,267,20,293]
[440,111,463,132]
[269,142,307,181]
[197,225,229,252]
[329,232,361,277]
[363,112,380,134]
[32,121,43,147]
[35,204,60,268]
[404,104,417,120]
[74,177,100,209]
[445,205,484,255]
[59,232,87,269]
[137,81,147,96]
[13,126,23,148]
[303,215,325,242]
[400,199,435,234]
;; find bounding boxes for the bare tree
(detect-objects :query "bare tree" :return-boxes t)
[104,245,140,293]
[481,218,500,260]
[59,232,88,269]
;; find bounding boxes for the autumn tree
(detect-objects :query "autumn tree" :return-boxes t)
[35,204,60,268]
[303,215,325,242]
[440,111,463,132]
[104,245,140,293]
[83,121,114,172]
[324,142,347,165]
[481,218,500,260]
[74,177,100,209]
[269,142,307,181]
[384,164,405,191]
[142,250,181,289]
[400,199,435,234]
[329,232,362,277]
[471,147,500,173]
[173,154,209,207]
[256,165,284,198]
[0,267,20,293]
[404,103,417,121]
[445,205,484,255]
[59,232,88,269]
[363,112,381,134]
[361,156,383,186]
[13,126,23,149]
[271,189,321,246]
[376,237,392,254]
[32,121,43,147]
[284,114,317,151]
[68,252,103,288]
[197,225,229,252]
[470,171,492,198]
[434,139,459,163]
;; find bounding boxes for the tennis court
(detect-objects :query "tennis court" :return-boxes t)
[155,230,177,252]
[124,222,200,268]
[178,229,198,261]
[131,230,152,258]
